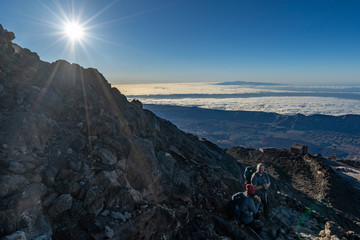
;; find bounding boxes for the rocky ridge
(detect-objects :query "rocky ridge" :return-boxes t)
[227,147,360,239]
[0,24,359,240]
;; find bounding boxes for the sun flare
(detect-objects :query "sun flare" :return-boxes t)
[41,1,117,60]
[64,22,84,41]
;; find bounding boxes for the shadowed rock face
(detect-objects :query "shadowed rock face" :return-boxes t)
[1,24,359,240]
[0,24,244,239]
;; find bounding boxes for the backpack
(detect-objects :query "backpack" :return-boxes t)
[226,192,246,220]
[243,166,256,185]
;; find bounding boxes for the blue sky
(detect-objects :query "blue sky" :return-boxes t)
[1,0,359,84]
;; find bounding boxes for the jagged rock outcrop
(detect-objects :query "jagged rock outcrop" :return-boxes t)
[1,23,359,240]
[0,24,246,239]
[228,147,360,238]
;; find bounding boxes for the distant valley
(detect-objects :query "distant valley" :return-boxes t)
[145,104,360,160]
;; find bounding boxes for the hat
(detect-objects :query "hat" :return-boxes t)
[246,184,255,195]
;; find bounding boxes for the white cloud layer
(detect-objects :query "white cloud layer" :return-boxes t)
[114,83,360,116]
[115,82,287,95]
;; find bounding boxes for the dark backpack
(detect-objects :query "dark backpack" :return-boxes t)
[226,192,246,220]
[243,166,256,184]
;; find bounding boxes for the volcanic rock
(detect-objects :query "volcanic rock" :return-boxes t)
[0,175,29,197]
[97,148,117,165]
[48,194,73,217]
[110,211,126,222]
[1,23,359,240]
[104,226,114,239]
[2,231,26,240]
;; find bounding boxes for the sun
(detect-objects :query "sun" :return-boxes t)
[64,22,84,41]
[40,1,120,59]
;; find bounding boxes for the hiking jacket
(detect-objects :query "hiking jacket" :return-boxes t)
[238,195,260,224]
[251,172,270,195]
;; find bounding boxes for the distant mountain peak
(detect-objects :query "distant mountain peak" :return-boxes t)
[215,80,283,86]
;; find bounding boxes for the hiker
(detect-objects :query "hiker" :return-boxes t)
[251,163,271,219]
[244,165,256,185]
[238,184,261,230]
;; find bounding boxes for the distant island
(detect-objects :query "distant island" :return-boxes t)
[215,80,283,86]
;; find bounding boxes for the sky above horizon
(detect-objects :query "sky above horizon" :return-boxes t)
[1,0,359,85]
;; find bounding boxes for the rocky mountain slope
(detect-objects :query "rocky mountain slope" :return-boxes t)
[227,147,360,228]
[0,24,359,240]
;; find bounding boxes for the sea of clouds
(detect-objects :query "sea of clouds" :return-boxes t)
[114,83,360,116]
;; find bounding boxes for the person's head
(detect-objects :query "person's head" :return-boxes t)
[246,184,255,196]
[257,163,265,174]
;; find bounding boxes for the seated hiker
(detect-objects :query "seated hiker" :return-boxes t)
[238,184,261,230]
[251,163,271,219]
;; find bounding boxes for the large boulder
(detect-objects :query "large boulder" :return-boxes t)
[97,148,117,165]
[0,175,29,197]
[125,139,163,198]
[48,194,73,217]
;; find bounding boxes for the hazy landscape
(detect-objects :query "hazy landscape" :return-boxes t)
[144,104,360,160]
[1,0,360,239]
[115,82,360,160]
